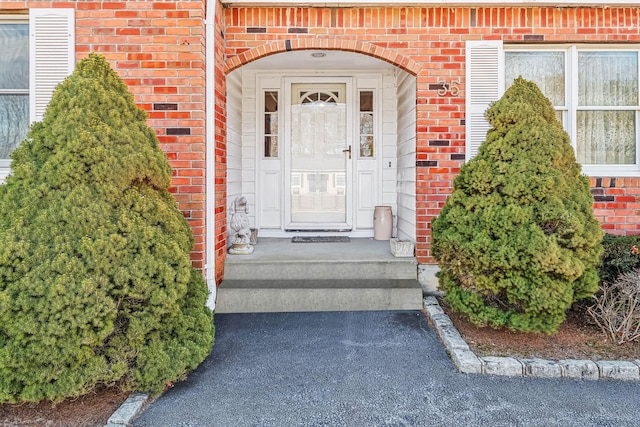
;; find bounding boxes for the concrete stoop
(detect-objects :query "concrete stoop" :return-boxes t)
[219,238,422,313]
[215,279,423,313]
[224,259,418,281]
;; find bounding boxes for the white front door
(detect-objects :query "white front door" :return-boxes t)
[285,80,353,231]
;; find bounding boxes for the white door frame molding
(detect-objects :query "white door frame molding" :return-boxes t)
[253,70,389,238]
[283,77,354,231]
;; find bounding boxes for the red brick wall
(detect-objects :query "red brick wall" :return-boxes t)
[591,178,640,234]
[5,2,640,271]
[223,6,640,263]
[0,1,208,269]
[212,0,227,283]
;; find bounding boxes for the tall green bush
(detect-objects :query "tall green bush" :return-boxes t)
[0,54,214,403]
[432,77,604,333]
[598,233,640,284]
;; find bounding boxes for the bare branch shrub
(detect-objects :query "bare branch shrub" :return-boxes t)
[588,269,640,344]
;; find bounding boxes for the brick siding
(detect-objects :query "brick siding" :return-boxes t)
[0,0,210,271]
[223,5,640,263]
[3,1,640,271]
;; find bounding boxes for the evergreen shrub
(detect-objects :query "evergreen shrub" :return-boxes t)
[0,54,214,403]
[432,77,604,333]
[598,233,640,285]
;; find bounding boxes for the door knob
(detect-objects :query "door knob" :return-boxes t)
[342,145,352,159]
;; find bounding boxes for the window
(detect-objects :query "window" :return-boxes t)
[358,91,374,158]
[0,17,29,172]
[264,91,279,158]
[576,51,637,167]
[0,9,74,182]
[505,46,640,175]
[505,51,565,124]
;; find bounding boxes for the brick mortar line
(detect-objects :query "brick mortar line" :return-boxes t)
[423,296,640,381]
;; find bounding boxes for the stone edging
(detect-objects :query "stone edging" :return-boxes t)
[423,296,640,381]
[105,392,150,427]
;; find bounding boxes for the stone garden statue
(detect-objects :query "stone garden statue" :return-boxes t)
[228,196,254,255]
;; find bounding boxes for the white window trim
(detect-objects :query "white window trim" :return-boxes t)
[571,46,640,176]
[0,14,28,179]
[0,8,74,183]
[503,44,640,177]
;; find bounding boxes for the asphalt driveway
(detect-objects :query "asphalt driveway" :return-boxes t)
[133,311,640,427]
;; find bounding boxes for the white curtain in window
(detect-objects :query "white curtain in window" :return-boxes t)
[0,95,28,158]
[505,51,565,106]
[0,23,29,159]
[577,111,635,164]
[577,52,638,164]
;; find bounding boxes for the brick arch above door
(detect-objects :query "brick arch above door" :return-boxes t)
[224,39,422,77]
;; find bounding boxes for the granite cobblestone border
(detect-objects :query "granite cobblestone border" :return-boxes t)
[105,392,150,427]
[423,296,640,381]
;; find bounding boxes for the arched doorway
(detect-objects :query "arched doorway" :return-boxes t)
[225,50,417,242]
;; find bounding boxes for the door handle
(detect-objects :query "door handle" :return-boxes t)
[342,145,352,159]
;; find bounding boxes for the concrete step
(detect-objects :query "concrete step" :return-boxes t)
[224,259,418,281]
[215,279,423,313]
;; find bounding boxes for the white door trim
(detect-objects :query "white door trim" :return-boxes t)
[282,76,355,231]
[254,70,390,238]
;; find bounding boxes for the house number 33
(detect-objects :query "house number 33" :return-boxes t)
[437,80,460,96]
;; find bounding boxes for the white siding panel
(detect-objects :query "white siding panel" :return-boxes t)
[29,8,74,123]
[396,70,416,242]
[465,40,504,161]
[381,67,398,218]
[241,69,259,227]
[226,70,244,239]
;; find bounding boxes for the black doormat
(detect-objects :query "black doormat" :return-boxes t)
[292,236,350,243]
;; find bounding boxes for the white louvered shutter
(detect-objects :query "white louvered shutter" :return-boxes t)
[465,40,504,161]
[29,8,75,123]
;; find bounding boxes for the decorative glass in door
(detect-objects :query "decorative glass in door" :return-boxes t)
[290,85,347,225]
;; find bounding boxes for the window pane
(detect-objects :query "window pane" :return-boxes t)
[264,91,278,157]
[579,52,638,106]
[360,135,373,157]
[359,91,374,158]
[505,51,565,105]
[265,136,278,158]
[264,112,278,135]
[577,110,635,164]
[360,113,373,135]
[555,110,563,125]
[264,91,278,112]
[0,23,28,90]
[0,94,29,158]
[360,91,373,112]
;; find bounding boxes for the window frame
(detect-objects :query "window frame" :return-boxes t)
[0,8,74,183]
[0,14,29,171]
[504,44,640,177]
[262,89,280,158]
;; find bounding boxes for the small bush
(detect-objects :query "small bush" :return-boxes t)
[0,54,214,403]
[598,233,640,285]
[588,269,640,344]
[432,77,604,334]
